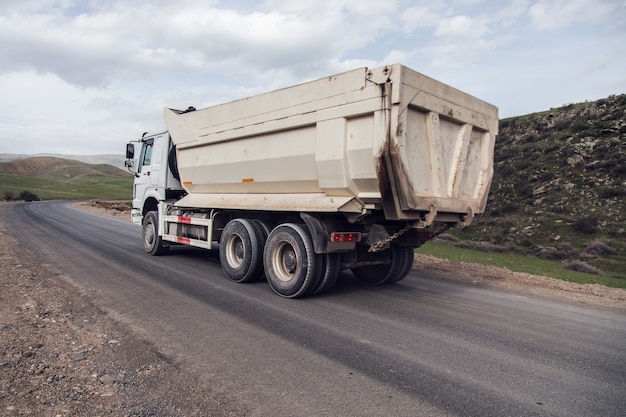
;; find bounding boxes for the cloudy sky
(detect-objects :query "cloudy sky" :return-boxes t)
[0,0,624,155]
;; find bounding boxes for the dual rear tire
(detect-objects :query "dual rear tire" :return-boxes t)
[219,219,413,298]
[263,224,341,298]
[220,221,340,298]
[219,219,266,283]
[144,213,413,296]
[351,245,414,285]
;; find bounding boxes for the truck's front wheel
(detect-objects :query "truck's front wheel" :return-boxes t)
[142,211,169,256]
[264,224,321,298]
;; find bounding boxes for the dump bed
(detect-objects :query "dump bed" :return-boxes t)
[164,64,498,227]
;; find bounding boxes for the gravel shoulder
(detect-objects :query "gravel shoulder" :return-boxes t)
[0,203,235,417]
[1,202,624,416]
[412,253,626,310]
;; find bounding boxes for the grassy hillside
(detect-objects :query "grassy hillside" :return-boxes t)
[434,94,626,283]
[0,157,133,200]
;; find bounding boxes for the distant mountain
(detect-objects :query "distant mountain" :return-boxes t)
[0,156,130,179]
[0,153,127,170]
[0,156,133,201]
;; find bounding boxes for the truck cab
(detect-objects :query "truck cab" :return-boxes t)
[125,132,185,225]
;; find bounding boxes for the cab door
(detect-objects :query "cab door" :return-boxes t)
[132,138,155,210]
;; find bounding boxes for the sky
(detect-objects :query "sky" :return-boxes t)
[0,0,624,156]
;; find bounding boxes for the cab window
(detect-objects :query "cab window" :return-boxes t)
[138,139,154,173]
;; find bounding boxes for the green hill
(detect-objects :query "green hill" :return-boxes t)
[439,94,626,282]
[0,157,133,200]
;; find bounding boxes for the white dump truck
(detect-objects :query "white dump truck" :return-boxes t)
[125,64,498,298]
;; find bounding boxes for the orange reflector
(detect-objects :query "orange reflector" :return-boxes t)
[242,178,254,183]
[183,181,193,185]
[329,232,361,243]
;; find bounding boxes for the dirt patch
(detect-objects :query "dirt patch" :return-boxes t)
[80,200,133,222]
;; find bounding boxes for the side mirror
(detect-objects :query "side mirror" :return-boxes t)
[125,143,135,159]
[124,160,135,168]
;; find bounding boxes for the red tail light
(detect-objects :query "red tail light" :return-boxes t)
[329,232,361,243]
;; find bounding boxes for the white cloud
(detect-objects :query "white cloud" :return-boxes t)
[528,0,616,29]
[401,6,441,33]
[0,0,401,90]
[0,72,115,154]
[0,0,624,154]
[435,14,490,39]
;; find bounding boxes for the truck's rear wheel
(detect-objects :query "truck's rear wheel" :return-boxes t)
[250,220,270,282]
[312,253,340,295]
[220,219,264,283]
[264,224,321,298]
[351,245,413,285]
[143,211,169,256]
[387,247,415,284]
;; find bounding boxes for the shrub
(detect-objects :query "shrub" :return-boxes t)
[3,191,15,201]
[515,182,534,199]
[455,241,509,253]
[598,187,625,199]
[585,241,617,257]
[19,191,40,201]
[490,203,519,216]
[572,217,599,235]
[556,243,576,253]
[563,260,602,275]
[476,241,508,252]
[571,119,590,134]
[533,246,569,260]
[433,234,460,243]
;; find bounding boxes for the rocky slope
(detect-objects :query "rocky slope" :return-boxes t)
[451,94,626,278]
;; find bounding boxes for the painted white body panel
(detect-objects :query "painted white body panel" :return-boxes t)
[164,64,498,224]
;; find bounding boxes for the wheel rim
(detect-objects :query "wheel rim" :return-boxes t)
[273,241,297,282]
[144,221,156,248]
[225,233,244,268]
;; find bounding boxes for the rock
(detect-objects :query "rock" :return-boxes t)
[99,373,125,384]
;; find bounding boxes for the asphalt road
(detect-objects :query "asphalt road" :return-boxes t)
[4,201,626,417]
